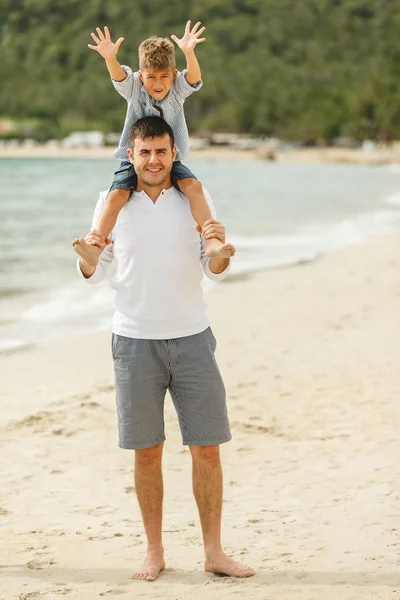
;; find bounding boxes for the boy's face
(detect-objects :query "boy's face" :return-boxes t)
[139,68,178,101]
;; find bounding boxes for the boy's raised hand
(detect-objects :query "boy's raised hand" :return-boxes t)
[88,26,124,59]
[171,20,206,54]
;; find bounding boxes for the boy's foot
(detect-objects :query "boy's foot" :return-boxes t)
[132,552,165,582]
[72,237,103,267]
[204,551,255,578]
[205,242,236,259]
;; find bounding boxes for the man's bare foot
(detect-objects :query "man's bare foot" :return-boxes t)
[132,552,166,582]
[205,241,236,259]
[205,552,255,578]
[72,237,103,267]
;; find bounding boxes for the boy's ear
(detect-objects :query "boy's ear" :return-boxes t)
[173,69,178,80]
[139,70,143,82]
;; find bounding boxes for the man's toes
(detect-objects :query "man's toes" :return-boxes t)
[239,566,255,577]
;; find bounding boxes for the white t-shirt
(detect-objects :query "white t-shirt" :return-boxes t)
[78,186,230,339]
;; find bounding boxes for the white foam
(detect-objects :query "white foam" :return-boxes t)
[229,208,400,280]
[22,281,113,323]
[384,192,400,207]
[0,338,26,352]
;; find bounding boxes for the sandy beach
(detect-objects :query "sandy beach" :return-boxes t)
[2,143,400,165]
[1,230,399,599]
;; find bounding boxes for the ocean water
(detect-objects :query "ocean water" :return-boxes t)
[1,157,400,351]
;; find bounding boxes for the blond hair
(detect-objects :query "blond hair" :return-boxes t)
[138,36,176,71]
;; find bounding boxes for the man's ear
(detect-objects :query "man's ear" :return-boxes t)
[172,145,177,161]
[127,147,134,162]
[173,69,178,80]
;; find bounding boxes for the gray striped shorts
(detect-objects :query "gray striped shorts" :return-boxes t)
[111,327,232,450]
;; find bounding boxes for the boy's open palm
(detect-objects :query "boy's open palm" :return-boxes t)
[88,26,124,58]
[171,20,206,54]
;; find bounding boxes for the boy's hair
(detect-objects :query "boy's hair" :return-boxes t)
[138,36,176,71]
[129,116,175,149]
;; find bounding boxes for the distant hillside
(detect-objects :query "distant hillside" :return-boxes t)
[2,0,400,141]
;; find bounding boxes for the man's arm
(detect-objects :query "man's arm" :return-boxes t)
[88,26,127,82]
[171,20,206,85]
[76,192,114,283]
[77,229,110,278]
[199,220,230,275]
[79,258,96,279]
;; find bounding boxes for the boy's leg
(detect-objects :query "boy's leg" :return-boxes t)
[96,188,131,241]
[72,189,130,265]
[178,178,235,259]
[73,162,136,263]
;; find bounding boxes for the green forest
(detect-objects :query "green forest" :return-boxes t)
[2,0,400,142]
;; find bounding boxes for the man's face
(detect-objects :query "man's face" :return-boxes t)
[139,68,177,101]
[128,134,176,187]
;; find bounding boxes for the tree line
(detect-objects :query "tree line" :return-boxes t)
[2,0,400,142]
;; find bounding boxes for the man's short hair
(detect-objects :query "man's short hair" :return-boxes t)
[129,117,175,150]
[138,36,176,71]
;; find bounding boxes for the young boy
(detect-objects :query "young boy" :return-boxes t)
[73,21,235,265]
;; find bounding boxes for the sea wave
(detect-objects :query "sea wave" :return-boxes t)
[229,207,400,278]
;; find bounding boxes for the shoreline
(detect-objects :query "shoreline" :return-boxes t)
[2,143,400,165]
[0,222,392,354]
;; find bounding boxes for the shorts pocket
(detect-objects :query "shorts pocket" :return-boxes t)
[205,327,217,352]
[111,333,122,359]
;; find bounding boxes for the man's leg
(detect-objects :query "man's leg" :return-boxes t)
[190,445,255,577]
[133,442,165,581]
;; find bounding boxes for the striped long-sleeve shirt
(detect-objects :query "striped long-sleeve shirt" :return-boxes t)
[112,66,203,162]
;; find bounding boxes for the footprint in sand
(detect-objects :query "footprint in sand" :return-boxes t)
[52,428,77,437]
[95,383,115,393]
[26,558,55,570]
[100,591,128,596]
[80,400,101,409]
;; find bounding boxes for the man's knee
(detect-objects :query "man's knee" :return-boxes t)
[135,443,163,466]
[190,444,220,464]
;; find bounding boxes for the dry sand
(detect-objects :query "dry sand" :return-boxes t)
[2,143,400,165]
[1,231,399,599]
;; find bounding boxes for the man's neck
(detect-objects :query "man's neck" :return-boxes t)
[136,180,173,203]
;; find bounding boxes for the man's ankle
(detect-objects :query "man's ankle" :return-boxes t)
[204,544,224,560]
[146,544,164,557]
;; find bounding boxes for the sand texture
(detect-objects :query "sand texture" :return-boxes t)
[1,232,399,599]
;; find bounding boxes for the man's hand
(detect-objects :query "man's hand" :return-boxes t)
[83,229,112,249]
[196,219,226,243]
[171,20,206,54]
[196,219,232,274]
[88,26,124,59]
[73,229,112,277]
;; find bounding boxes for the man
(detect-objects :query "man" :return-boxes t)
[74,116,255,581]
